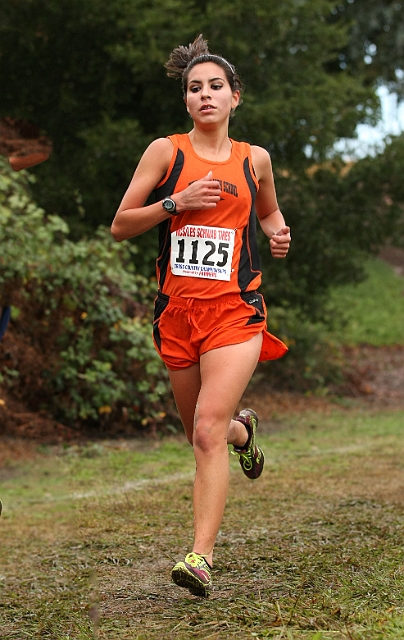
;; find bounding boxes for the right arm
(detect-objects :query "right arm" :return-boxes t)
[111,138,222,242]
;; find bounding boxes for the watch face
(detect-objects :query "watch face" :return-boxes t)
[163,198,176,212]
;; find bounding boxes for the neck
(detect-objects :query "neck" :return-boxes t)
[188,127,232,161]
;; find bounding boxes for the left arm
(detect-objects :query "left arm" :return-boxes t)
[251,146,291,259]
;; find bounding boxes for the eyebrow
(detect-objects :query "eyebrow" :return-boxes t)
[188,76,225,84]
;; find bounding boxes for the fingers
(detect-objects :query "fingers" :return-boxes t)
[181,171,221,210]
[270,227,291,258]
[201,172,221,206]
[275,226,290,236]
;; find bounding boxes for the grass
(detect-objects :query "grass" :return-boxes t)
[1,407,404,639]
[1,253,403,638]
[327,258,404,346]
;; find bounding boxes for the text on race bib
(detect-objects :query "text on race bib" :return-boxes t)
[171,225,235,281]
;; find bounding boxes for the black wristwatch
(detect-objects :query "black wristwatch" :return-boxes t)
[162,197,179,215]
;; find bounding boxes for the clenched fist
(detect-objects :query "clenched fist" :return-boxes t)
[175,171,221,212]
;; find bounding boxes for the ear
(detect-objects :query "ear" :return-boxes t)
[231,90,240,111]
[184,97,190,113]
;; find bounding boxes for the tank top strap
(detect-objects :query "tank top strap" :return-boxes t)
[167,133,192,154]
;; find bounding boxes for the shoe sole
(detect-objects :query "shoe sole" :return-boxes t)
[172,565,211,597]
[236,409,264,479]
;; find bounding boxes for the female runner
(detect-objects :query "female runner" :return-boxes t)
[111,35,291,597]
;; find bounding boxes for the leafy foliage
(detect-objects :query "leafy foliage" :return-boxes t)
[0,0,198,227]
[259,132,404,319]
[0,156,171,430]
[205,0,379,161]
[0,0,378,229]
[330,0,404,97]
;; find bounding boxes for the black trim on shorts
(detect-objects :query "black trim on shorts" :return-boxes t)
[240,290,266,325]
[153,292,170,352]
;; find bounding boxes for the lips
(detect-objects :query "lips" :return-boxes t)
[200,105,215,111]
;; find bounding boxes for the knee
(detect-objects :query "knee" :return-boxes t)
[193,413,227,455]
[193,426,213,454]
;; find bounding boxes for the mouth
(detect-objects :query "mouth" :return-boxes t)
[200,105,215,111]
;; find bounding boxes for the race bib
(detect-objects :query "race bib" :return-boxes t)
[171,225,235,281]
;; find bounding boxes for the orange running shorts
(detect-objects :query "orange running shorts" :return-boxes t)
[152,291,288,371]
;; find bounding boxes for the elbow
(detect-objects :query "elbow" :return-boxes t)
[110,222,124,242]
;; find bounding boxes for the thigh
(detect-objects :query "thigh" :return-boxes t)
[167,363,201,444]
[168,333,262,444]
[197,332,263,429]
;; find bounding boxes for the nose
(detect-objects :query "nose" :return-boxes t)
[201,85,211,99]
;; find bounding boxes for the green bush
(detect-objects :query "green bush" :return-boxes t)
[0,157,172,431]
[255,305,346,394]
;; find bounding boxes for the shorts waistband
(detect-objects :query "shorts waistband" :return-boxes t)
[157,290,259,307]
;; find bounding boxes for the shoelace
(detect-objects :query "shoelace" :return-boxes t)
[231,449,254,470]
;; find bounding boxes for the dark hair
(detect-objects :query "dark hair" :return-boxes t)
[165,34,243,99]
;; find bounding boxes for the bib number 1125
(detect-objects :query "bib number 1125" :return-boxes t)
[171,225,235,281]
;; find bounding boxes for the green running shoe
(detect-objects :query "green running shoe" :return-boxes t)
[232,408,264,479]
[171,552,212,597]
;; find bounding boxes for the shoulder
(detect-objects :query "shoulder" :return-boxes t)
[250,145,273,181]
[135,137,174,178]
[142,137,174,162]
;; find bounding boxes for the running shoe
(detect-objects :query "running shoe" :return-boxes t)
[232,408,264,479]
[171,552,212,597]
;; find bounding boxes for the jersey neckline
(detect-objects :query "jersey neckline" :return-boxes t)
[185,133,236,165]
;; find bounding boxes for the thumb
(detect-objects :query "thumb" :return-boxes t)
[203,171,213,181]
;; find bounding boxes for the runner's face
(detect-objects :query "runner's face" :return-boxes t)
[185,62,239,124]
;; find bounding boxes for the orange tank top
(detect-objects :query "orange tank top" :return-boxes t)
[153,133,262,299]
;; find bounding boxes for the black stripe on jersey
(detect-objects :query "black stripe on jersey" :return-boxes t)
[238,157,261,292]
[153,148,185,290]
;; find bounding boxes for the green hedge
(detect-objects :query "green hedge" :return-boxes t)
[0,157,173,432]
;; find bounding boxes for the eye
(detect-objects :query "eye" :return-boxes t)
[211,83,223,90]
[189,86,200,93]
